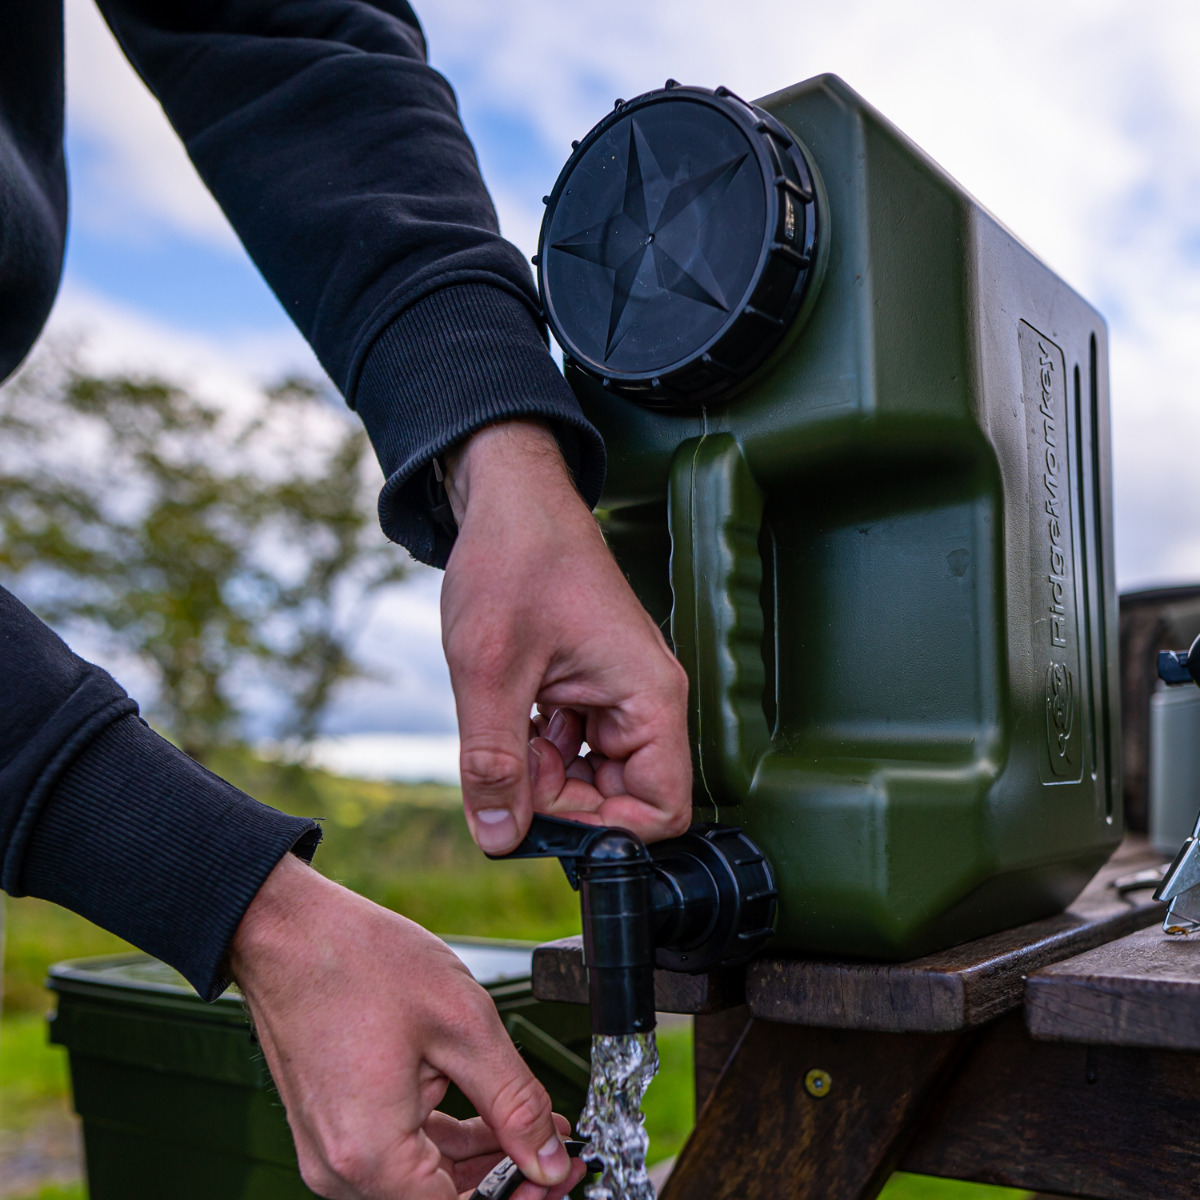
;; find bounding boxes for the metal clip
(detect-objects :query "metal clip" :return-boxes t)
[1147,638,1200,933]
[470,1141,590,1200]
[1154,810,1200,934]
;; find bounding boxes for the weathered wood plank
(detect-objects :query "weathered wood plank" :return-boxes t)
[662,1019,964,1200]
[1026,923,1200,1050]
[529,937,745,1014]
[692,1006,751,1113]
[901,1011,1200,1199]
[746,837,1165,1032]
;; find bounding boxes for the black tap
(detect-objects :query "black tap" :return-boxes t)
[492,815,777,1036]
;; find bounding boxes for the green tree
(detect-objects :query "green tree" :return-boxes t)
[0,353,406,761]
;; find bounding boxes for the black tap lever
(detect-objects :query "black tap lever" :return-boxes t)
[496,812,638,889]
[490,814,777,1035]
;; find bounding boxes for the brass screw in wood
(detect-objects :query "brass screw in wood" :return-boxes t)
[804,1068,832,1098]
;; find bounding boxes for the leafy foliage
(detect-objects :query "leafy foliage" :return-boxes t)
[0,355,406,758]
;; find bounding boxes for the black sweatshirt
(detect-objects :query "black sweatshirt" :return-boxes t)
[0,0,604,999]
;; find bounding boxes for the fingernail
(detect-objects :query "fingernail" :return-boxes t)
[473,808,518,853]
[547,709,567,743]
[528,741,542,783]
[539,1133,569,1179]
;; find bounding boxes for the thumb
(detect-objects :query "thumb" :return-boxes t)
[442,1034,571,1189]
[453,663,536,855]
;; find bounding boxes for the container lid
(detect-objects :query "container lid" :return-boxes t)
[537,82,820,409]
[48,938,536,1005]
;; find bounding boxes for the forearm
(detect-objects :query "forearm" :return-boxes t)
[22,715,320,999]
[0,585,319,999]
[442,419,574,525]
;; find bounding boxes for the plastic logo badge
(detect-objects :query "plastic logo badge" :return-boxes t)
[1046,661,1075,764]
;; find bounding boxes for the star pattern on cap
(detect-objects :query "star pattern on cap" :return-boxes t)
[551,119,748,359]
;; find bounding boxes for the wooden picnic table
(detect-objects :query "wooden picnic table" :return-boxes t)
[532,836,1200,1200]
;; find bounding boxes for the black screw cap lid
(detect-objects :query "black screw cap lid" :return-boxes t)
[538,84,820,409]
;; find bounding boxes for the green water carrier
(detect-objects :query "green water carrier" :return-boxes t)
[535,74,1121,960]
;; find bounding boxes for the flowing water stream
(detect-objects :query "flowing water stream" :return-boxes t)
[577,1032,659,1200]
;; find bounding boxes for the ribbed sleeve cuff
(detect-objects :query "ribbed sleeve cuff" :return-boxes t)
[21,716,321,1000]
[353,283,606,566]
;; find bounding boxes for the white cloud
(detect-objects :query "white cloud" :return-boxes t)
[64,0,239,249]
[317,567,458,737]
[288,732,461,785]
[47,279,320,389]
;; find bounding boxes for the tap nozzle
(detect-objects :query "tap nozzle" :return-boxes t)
[491,815,777,1036]
[578,829,656,1035]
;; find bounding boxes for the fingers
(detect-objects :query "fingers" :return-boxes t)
[533,705,693,841]
[532,709,591,796]
[428,1113,574,1195]
[510,1156,588,1200]
[424,1113,502,1164]
[531,730,608,817]
[549,709,586,766]
[435,1018,570,1191]
[451,1152,507,1195]
[293,1109,461,1200]
[591,794,688,841]
[425,1111,572,1166]
[455,673,538,855]
[529,737,566,809]
[592,756,625,798]
[531,704,687,836]
[565,757,595,784]
[584,684,693,839]
[536,707,586,763]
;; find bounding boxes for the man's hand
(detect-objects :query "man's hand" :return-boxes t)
[440,420,692,854]
[230,854,585,1200]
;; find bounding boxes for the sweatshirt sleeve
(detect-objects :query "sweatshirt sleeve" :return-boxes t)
[95,0,605,566]
[0,586,320,1000]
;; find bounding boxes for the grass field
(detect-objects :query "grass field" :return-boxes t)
[1,751,1031,1199]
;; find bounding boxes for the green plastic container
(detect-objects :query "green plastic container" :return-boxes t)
[48,941,592,1199]
[568,74,1122,958]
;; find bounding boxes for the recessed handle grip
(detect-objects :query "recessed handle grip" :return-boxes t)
[668,433,771,809]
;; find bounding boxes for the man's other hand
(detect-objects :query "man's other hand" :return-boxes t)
[440,420,692,854]
[230,854,585,1200]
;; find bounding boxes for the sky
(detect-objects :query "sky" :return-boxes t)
[31,0,1200,769]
